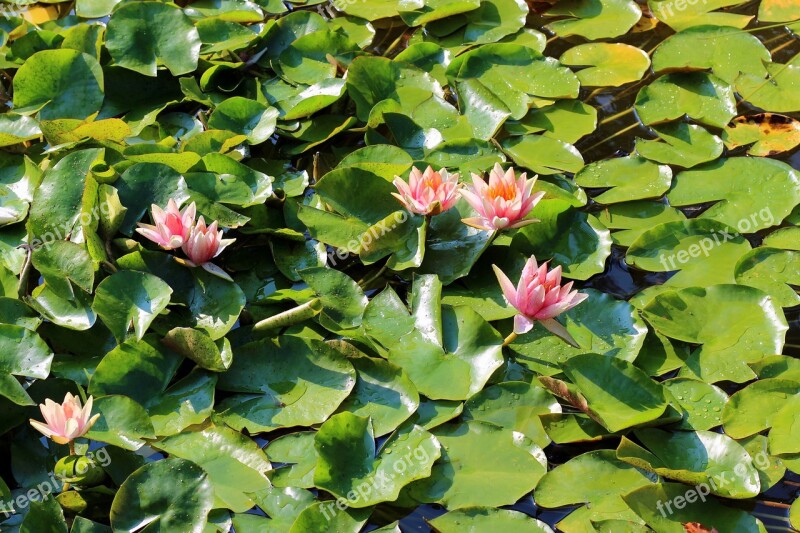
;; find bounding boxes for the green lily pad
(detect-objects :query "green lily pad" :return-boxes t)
[642,285,788,383]
[430,507,554,532]
[722,378,799,439]
[627,218,752,301]
[462,381,560,448]
[535,450,654,528]
[734,247,800,307]
[502,135,584,175]
[207,97,279,145]
[652,26,769,84]
[506,100,597,143]
[0,324,53,406]
[736,62,800,112]
[635,122,723,168]
[596,201,687,247]
[749,355,800,381]
[406,420,547,509]
[511,199,612,280]
[145,369,216,437]
[110,458,214,532]
[92,270,172,342]
[154,425,271,513]
[623,482,767,532]
[560,43,650,87]
[759,0,800,21]
[398,0,481,26]
[667,157,800,233]
[331,345,419,436]
[84,394,156,451]
[545,0,642,39]
[463,0,529,44]
[663,378,728,430]
[617,428,760,498]
[216,336,356,432]
[264,432,317,488]
[13,49,104,120]
[88,335,182,405]
[575,156,671,204]
[635,72,737,129]
[767,394,800,455]
[0,113,42,147]
[30,241,94,302]
[559,353,670,432]
[299,267,368,330]
[648,0,753,30]
[540,413,613,444]
[106,1,201,77]
[314,412,440,507]
[509,289,647,376]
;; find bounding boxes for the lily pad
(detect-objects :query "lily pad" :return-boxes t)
[545,0,642,39]
[92,270,172,342]
[722,378,799,439]
[616,428,760,498]
[575,156,671,204]
[635,72,737,129]
[560,43,650,87]
[734,247,800,307]
[216,336,356,432]
[642,285,788,383]
[667,157,800,233]
[406,420,547,509]
[314,412,440,507]
[635,122,723,168]
[430,507,554,532]
[505,100,597,143]
[663,378,728,430]
[110,458,214,532]
[723,113,800,156]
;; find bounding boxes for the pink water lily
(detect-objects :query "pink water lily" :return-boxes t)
[392,166,460,216]
[182,216,235,280]
[493,255,588,346]
[136,199,196,250]
[29,393,100,445]
[461,163,544,231]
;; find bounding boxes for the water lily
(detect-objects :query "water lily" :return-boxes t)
[136,199,196,250]
[493,255,587,346]
[461,163,544,231]
[392,166,460,216]
[181,216,235,280]
[29,393,100,446]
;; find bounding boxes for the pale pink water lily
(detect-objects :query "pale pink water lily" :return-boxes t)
[493,255,588,346]
[136,199,196,250]
[29,393,100,445]
[461,163,544,231]
[181,216,235,280]
[392,166,460,216]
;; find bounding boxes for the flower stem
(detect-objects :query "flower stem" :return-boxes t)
[252,298,321,332]
[502,331,518,347]
[16,245,32,298]
[68,441,75,456]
